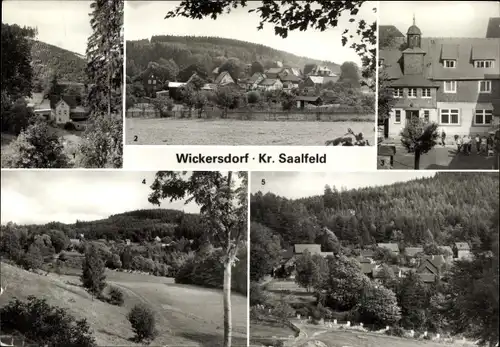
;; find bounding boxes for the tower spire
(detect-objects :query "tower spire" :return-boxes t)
[413,14,416,26]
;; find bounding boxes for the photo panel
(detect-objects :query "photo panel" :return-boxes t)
[1,0,124,168]
[123,1,378,170]
[249,171,499,346]
[377,1,500,170]
[0,170,249,347]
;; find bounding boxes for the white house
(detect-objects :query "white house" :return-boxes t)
[52,99,71,124]
[257,78,283,91]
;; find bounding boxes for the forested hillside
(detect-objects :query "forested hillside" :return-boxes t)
[30,39,86,84]
[251,172,499,250]
[18,208,206,246]
[126,35,340,77]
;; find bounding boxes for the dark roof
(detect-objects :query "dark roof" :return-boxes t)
[249,72,266,84]
[279,73,301,82]
[50,95,78,109]
[259,78,280,86]
[418,255,445,275]
[486,18,500,38]
[380,37,500,81]
[390,75,438,88]
[360,249,375,257]
[407,25,421,35]
[294,244,321,254]
[295,95,321,102]
[281,247,294,260]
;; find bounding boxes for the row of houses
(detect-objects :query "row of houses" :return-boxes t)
[379,16,500,138]
[274,241,472,284]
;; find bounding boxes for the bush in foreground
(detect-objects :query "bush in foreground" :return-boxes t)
[127,304,156,341]
[108,286,124,306]
[0,296,96,347]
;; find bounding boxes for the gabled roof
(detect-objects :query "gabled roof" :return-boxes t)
[278,73,301,82]
[265,67,284,74]
[380,37,500,80]
[50,95,79,109]
[214,71,234,85]
[418,255,445,274]
[294,244,321,255]
[249,72,266,84]
[405,247,423,257]
[259,78,280,86]
[308,76,324,84]
[377,243,400,253]
[455,242,470,250]
[295,95,322,102]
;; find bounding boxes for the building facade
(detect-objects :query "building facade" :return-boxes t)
[380,17,500,138]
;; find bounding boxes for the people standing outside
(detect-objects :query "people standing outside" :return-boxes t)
[475,134,481,153]
[462,135,470,155]
[441,130,446,146]
[481,135,488,155]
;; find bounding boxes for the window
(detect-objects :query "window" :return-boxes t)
[443,60,456,68]
[444,81,457,93]
[479,80,491,93]
[423,110,430,122]
[474,60,494,68]
[153,80,156,85]
[474,109,493,125]
[394,109,401,123]
[379,59,385,67]
[393,88,403,98]
[408,88,417,98]
[440,109,460,125]
[422,88,431,98]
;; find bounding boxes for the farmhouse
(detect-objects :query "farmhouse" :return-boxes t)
[257,78,283,92]
[264,67,284,79]
[417,255,446,283]
[379,16,500,138]
[49,95,88,125]
[279,74,301,91]
[454,242,472,259]
[308,65,336,77]
[377,242,400,255]
[295,95,322,109]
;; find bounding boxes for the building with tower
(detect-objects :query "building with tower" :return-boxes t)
[379,15,500,139]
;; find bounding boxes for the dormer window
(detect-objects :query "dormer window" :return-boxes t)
[474,60,494,68]
[393,88,403,98]
[408,88,417,98]
[443,60,456,68]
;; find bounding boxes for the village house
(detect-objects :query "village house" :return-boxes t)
[273,244,333,278]
[377,242,400,255]
[404,246,424,265]
[257,78,283,92]
[302,75,339,92]
[372,264,404,279]
[454,242,472,259]
[308,65,336,77]
[264,67,285,79]
[214,71,235,86]
[379,16,500,139]
[360,249,376,259]
[438,245,454,260]
[49,95,88,126]
[417,255,446,283]
[279,74,301,91]
[243,72,267,91]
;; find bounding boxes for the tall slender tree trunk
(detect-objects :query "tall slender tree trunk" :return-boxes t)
[223,261,232,347]
[414,149,421,170]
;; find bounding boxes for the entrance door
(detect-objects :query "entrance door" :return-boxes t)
[405,110,419,123]
[384,118,389,138]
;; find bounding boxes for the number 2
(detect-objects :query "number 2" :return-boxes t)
[134,135,138,142]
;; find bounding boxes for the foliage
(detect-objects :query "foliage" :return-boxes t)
[1,23,36,99]
[215,86,242,117]
[77,115,123,168]
[294,250,328,292]
[247,91,260,104]
[81,244,107,297]
[250,282,269,306]
[0,97,36,135]
[3,119,71,168]
[108,286,124,306]
[48,229,71,253]
[396,271,429,330]
[21,244,43,270]
[127,304,157,341]
[0,296,96,347]
[357,284,401,328]
[151,96,174,117]
[339,62,361,88]
[250,61,264,75]
[377,71,396,122]
[250,222,282,282]
[400,118,439,169]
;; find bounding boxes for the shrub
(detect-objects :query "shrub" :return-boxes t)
[0,296,96,347]
[127,304,156,341]
[250,282,268,306]
[247,91,260,104]
[108,286,124,306]
[386,326,405,337]
[64,121,76,130]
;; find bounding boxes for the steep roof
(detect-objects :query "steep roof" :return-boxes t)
[278,73,301,82]
[259,78,280,86]
[379,25,405,38]
[50,95,79,109]
[377,243,400,253]
[214,71,234,85]
[265,67,284,74]
[418,255,446,274]
[308,76,324,84]
[294,244,321,255]
[249,72,266,84]
[405,247,423,257]
[380,37,500,80]
[295,95,322,102]
[486,18,500,38]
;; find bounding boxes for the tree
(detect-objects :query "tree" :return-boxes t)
[81,0,123,168]
[81,244,106,298]
[3,120,70,168]
[339,61,361,88]
[178,63,208,82]
[250,222,281,281]
[0,97,35,135]
[1,23,36,100]
[303,63,316,75]
[357,284,401,328]
[166,1,376,89]
[215,86,241,118]
[377,71,396,125]
[21,244,43,270]
[148,171,247,347]
[400,118,439,170]
[48,229,70,253]
[315,227,340,253]
[108,286,124,306]
[295,251,328,292]
[219,58,243,81]
[127,304,156,341]
[0,296,96,347]
[396,270,428,330]
[151,96,173,117]
[250,61,264,75]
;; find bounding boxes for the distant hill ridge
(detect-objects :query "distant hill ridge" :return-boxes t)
[126,35,340,74]
[29,39,86,83]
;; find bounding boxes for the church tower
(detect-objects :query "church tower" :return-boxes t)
[406,14,422,49]
[402,15,426,75]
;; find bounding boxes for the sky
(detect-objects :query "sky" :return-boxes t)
[1,171,201,225]
[251,171,436,199]
[1,0,92,55]
[380,1,500,37]
[125,1,377,66]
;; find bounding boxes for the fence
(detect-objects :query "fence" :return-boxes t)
[126,107,373,122]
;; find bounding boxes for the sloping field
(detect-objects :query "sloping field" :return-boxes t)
[0,263,247,346]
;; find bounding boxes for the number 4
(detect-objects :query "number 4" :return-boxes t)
[142,179,146,184]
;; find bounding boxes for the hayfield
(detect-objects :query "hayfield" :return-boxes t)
[0,263,247,347]
[126,118,375,145]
